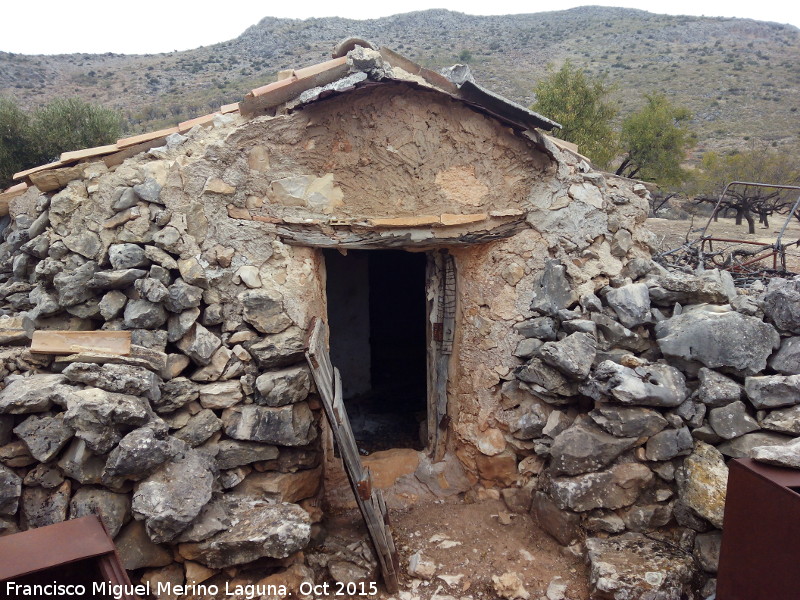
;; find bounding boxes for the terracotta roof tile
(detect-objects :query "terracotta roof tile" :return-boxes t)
[239,56,349,117]
[117,127,180,150]
[60,144,119,163]
[220,102,240,114]
[14,160,66,181]
[178,113,218,133]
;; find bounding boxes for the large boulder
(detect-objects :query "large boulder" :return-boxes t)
[69,487,131,538]
[645,427,694,461]
[103,424,180,482]
[586,533,699,600]
[707,401,759,439]
[255,366,312,407]
[63,362,162,402]
[763,277,800,333]
[677,442,727,528]
[63,388,152,454]
[0,374,74,414]
[132,444,217,543]
[745,375,800,409]
[223,404,316,446]
[589,405,667,438]
[548,421,637,476]
[177,499,311,568]
[529,260,576,316]
[647,270,735,305]
[751,437,800,469]
[549,463,653,512]
[655,305,780,375]
[240,289,293,334]
[244,326,306,369]
[13,413,74,462]
[605,283,652,328]
[537,332,596,379]
[697,368,741,407]
[769,336,800,375]
[589,361,687,407]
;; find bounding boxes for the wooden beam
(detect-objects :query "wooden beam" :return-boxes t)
[30,330,131,356]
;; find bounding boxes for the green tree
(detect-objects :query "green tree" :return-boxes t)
[0,97,121,190]
[0,97,34,190]
[532,61,618,168]
[30,98,121,164]
[615,93,693,186]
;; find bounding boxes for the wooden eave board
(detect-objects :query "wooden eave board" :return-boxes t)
[60,144,119,163]
[30,330,132,356]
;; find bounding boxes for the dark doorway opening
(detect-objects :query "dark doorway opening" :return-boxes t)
[324,249,428,452]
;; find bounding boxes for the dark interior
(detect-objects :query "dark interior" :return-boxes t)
[324,249,428,452]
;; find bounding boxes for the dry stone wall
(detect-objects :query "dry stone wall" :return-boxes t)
[0,118,326,590]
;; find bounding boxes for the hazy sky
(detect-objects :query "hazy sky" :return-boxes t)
[2,1,798,55]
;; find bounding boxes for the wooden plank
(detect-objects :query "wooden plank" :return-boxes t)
[30,330,131,356]
[305,318,399,593]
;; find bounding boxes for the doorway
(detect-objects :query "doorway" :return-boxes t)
[323,249,428,452]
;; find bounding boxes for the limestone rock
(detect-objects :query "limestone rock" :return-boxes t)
[132,444,216,543]
[708,401,759,440]
[63,362,162,402]
[198,380,242,409]
[717,431,796,458]
[223,403,316,446]
[745,375,800,409]
[57,439,106,484]
[245,326,306,369]
[176,324,222,366]
[645,427,694,461]
[0,464,21,516]
[255,365,312,407]
[63,388,152,454]
[549,463,653,512]
[177,500,310,568]
[174,409,222,447]
[531,492,581,546]
[177,258,208,288]
[232,467,321,503]
[109,243,149,269]
[124,299,168,329]
[678,442,727,528]
[167,308,201,342]
[760,404,800,435]
[133,178,163,204]
[13,413,74,462]
[538,332,596,379]
[165,279,204,313]
[135,277,169,303]
[189,346,233,382]
[69,486,131,538]
[647,271,735,305]
[89,268,147,290]
[21,480,71,529]
[492,571,530,600]
[530,260,576,317]
[53,261,97,306]
[605,283,651,328]
[99,290,127,319]
[591,360,687,407]
[586,533,699,600]
[769,336,800,375]
[212,440,279,470]
[621,503,672,532]
[514,316,557,340]
[697,368,741,407]
[751,437,800,469]
[655,305,779,375]
[515,359,578,399]
[240,289,293,334]
[116,520,173,569]
[694,531,722,574]
[549,421,637,476]
[103,424,179,482]
[589,405,667,438]
[154,378,199,414]
[0,374,73,414]
[763,277,800,333]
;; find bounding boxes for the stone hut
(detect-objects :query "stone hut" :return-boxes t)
[1,42,798,599]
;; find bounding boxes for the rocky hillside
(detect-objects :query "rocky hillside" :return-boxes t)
[1,7,798,155]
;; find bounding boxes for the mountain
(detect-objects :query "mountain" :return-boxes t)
[1,7,798,156]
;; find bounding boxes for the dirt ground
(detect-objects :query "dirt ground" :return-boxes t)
[647,215,800,274]
[321,498,589,600]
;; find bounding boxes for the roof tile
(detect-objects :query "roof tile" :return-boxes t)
[117,127,180,150]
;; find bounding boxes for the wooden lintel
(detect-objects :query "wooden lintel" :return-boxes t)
[275,216,527,249]
[31,330,132,356]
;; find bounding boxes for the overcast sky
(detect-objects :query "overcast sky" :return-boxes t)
[2,1,798,55]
